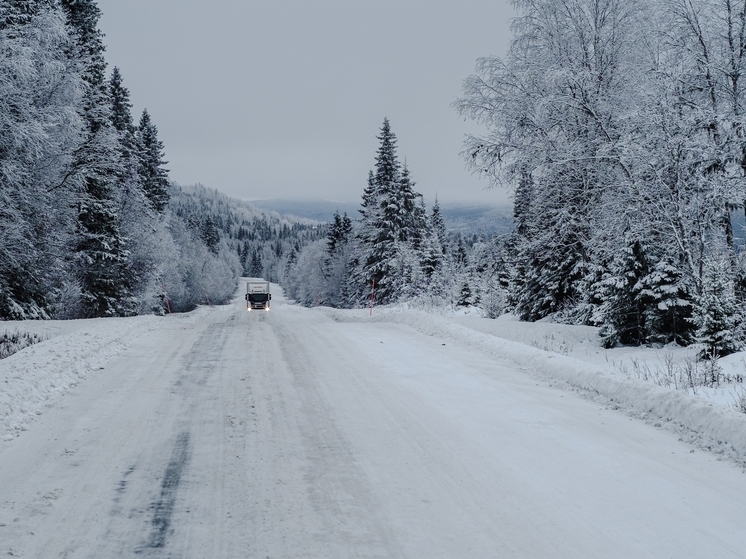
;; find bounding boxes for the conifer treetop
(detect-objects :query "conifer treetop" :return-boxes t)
[109,67,134,134]
[60,0,106,84]
[374,117,400,187]
[136,108,170,213]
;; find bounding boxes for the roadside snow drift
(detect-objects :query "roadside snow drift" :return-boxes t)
[0,316,163,440]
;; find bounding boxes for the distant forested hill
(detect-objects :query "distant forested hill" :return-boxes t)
[249,199,513,235]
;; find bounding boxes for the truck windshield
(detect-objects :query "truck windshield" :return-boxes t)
[248,293,269,302]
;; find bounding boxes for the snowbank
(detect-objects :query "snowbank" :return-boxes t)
[0,315,163,441]
[321,307,746,463]
[0,302,230,442]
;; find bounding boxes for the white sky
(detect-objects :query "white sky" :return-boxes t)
[96,1,515,206]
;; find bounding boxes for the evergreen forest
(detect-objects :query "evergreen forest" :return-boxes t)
[286,0,746,359]
[4,0,746,359]
[0,0,320,318]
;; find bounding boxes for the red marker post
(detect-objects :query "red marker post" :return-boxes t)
[162,283,172,314]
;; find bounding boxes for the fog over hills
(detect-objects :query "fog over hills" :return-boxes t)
[248,199,514,236]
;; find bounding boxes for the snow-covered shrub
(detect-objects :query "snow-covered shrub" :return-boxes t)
[692,258,741,359]
[731,386,746,415]
[0,331,46,360]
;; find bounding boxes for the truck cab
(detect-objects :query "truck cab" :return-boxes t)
[245,281,271,311]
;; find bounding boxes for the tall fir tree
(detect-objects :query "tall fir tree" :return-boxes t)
[357,118,426,304]
[108,67,143,208]
[430,195,447,252]
[109,67,136,149]
[61,0,133,317]
[357,118,401,303]
[136,108,170,213]
[397,163,426,247]
[373,117,400,186]
[596,238,649,348]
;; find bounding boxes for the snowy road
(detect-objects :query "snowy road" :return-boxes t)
[2,291,746,558]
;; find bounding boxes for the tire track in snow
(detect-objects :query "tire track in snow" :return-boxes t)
[147,431,191,550]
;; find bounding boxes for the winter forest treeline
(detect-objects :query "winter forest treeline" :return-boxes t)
[282,118,502,314]
[286,0,746,358]
[0,0,321,319]
[6,0,746,358]
[452,0,746,357]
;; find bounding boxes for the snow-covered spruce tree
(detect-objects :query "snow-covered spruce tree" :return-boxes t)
[136,108,170,213]
[508,185,592,321]
[61,0,135,317]
[356,119,402,304]
[75,187,132,317]
[419,226,444,280]
[108,67,142,206]
[691,257,740,359]
[107,66,170,312]
[327,210,353,254]
[356,118,427,304]
[429,196,447,250]
[109,67,137,152]
[457,279,473,307]
[250,249,262,277]
[596,237,650,348]
[638,258,693,346]
[399,163,427,249]
[200,215,221,255]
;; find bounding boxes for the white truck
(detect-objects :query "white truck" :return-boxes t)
[245,281,271,311]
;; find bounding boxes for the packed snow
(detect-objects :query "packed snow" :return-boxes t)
[5,294,746,466]
[3,288,746,557]
[323,306,746,465]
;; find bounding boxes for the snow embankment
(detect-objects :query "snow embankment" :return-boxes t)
[0,315,164,441]
[322,307,746,463]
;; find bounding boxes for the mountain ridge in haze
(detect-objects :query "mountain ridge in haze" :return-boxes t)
[247,199,514,235]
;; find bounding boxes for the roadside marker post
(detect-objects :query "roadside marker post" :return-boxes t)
[162,283,172,314]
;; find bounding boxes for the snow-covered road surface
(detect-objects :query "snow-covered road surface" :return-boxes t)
[2,291,746,558]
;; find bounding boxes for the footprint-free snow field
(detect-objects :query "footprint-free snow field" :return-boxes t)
[2,288,746,558]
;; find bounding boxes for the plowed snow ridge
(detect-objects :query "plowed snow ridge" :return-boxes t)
[0,306,216,441]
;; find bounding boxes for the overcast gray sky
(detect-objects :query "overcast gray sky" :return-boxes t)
[96,1,515,206]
